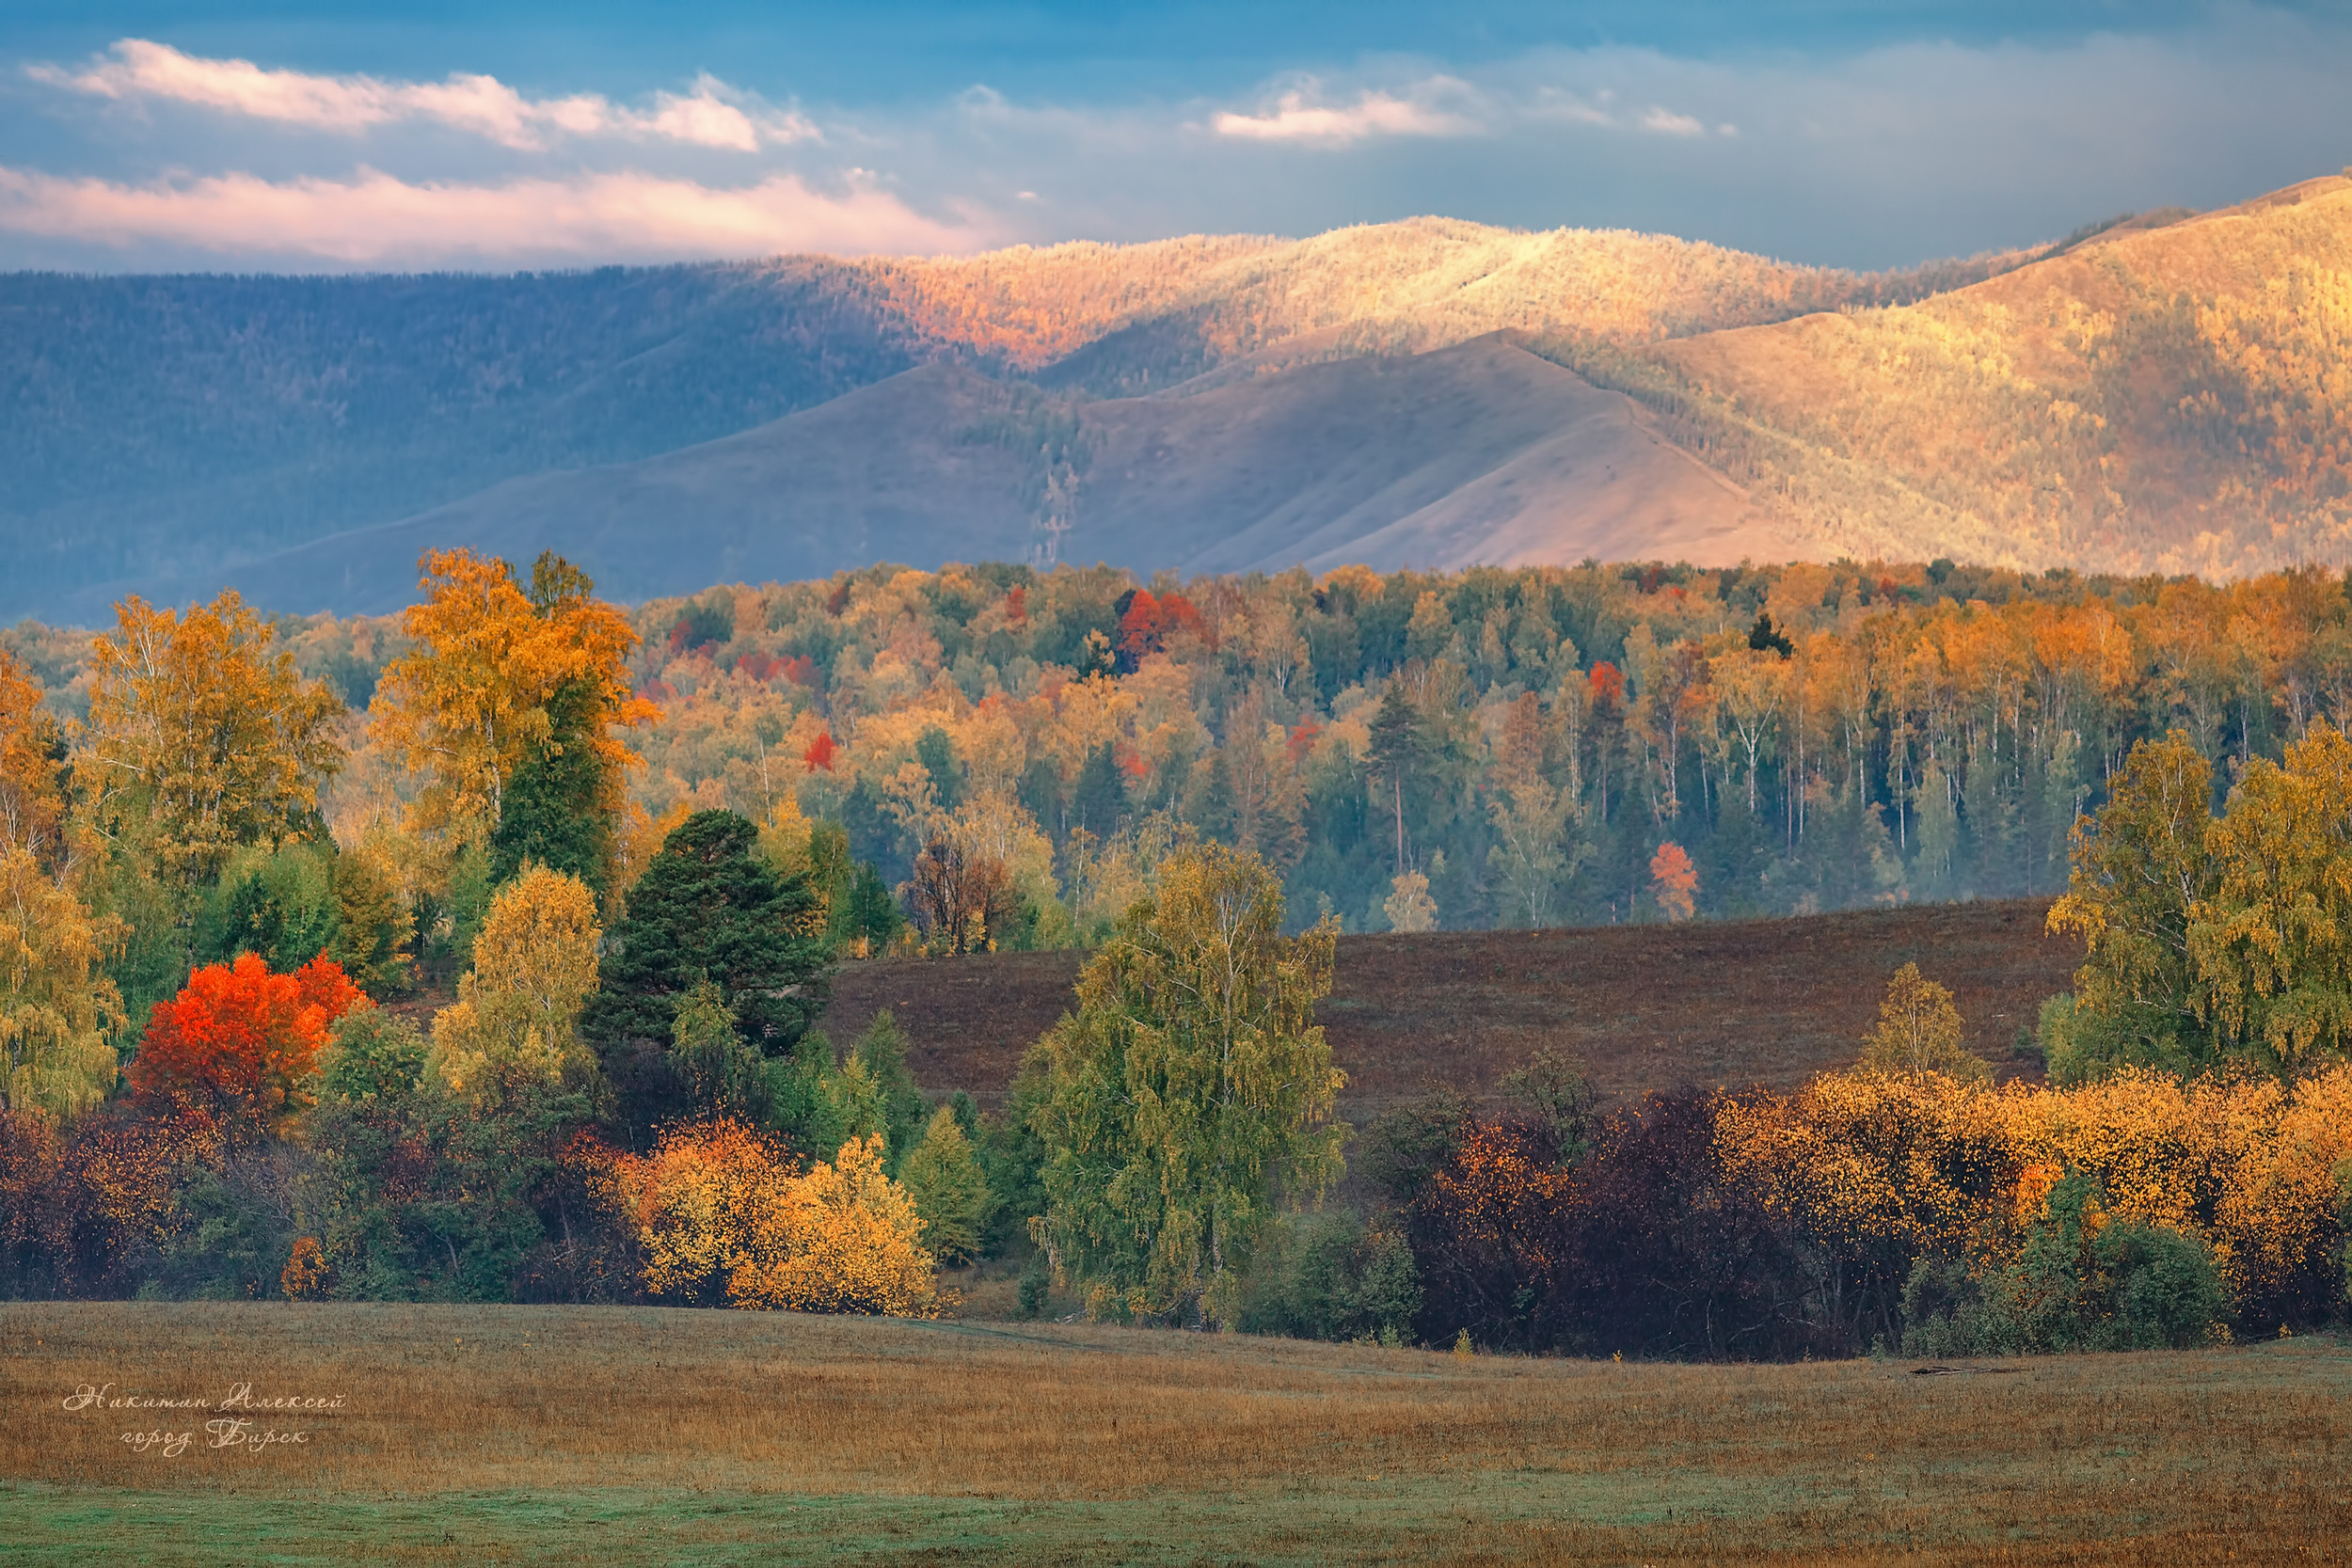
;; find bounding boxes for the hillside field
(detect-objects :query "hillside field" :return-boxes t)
[4,1302,2344,1564]
[819,899,2079,1119]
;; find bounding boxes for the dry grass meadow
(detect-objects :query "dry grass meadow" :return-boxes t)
[4,1302,2345,1564]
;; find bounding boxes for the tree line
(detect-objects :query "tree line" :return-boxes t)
[3,548,2348,1346]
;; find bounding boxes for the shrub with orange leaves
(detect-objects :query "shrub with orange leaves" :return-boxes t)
[280,1235,329,1300]
[129,954,365,1129]
[1718,1062,2352,1336]
[0,1102,224,1296]
[598,1121,940,1316]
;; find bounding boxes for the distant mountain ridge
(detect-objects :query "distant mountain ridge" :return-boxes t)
[7,172,2349,616]
[0,217,2028,615]
[99,338,1784,617]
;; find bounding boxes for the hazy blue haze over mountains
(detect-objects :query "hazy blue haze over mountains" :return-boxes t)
[2,264,930,612]
[0,220,1921,618]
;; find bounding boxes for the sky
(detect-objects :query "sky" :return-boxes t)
[0,2,2346,274]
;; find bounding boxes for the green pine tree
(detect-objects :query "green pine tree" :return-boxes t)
[584,811,830,1127]
[853,1009,929,1168]
[898,1105,994,1265]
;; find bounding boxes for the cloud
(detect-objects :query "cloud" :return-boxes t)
[29,40,816,151]
[1214,79,1479,145]
[1638,106,1707,137]
[0,166,993,265]
[6,14,2351,274]
[1529,88,1617,127]
[1208,71,1733,149]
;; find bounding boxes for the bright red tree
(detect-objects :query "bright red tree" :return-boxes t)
[130,954,364,1126]
[1589,661,1628,708]
[1118,591,1207,663]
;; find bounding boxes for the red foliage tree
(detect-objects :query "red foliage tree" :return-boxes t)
[803,731,836,772]
[129,954,364,1127]
[1588,661,1627,708]
[1117,590,1208,665]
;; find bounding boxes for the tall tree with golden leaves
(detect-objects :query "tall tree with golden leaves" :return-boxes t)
[0,650,71,873]
[426,863,603,1103]
[370,549,653,897]
[2186,722,2352,1077]
[77,592,344,901]
[0,650,124,1117]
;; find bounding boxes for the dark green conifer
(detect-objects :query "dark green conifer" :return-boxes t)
[585,810,830,1061]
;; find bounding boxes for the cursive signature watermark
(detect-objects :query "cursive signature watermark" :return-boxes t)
[61,1381,344,1458]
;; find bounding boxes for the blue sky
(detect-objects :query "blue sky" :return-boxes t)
[1,2,2346,271]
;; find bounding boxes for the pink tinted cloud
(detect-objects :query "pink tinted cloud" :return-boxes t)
[31,40,812,151]
[0,166,996,264]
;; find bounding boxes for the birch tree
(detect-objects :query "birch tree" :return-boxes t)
[1028,842,1345,1324]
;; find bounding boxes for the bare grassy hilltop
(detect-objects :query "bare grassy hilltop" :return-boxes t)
[819,898,2078,1119]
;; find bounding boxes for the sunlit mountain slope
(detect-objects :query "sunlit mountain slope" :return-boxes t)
[1605,174,2352,575]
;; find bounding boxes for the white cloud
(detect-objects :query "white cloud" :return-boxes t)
[0,165,993,265]
[1214,80,1479,145]
[29,40,816,152]
[7,16,2351,274]
[1529,88,1617,127]
[1209,72,1732,149]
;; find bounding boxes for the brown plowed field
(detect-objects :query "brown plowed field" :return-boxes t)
[819,898,2077,1118]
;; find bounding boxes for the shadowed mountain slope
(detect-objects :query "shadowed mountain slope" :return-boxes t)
[1,220,2014,615]
[82,336,1784,616]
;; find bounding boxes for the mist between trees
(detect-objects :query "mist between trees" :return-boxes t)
[2,549,2349,1352]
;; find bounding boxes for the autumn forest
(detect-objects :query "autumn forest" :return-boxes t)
[2,547,2350,1357]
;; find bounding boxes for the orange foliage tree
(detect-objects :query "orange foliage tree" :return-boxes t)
[1649,841,1697,921]
[129,953,364,1128]
[596,1121,940,1315]
[370,548,654,848]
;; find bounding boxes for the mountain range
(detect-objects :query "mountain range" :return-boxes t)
[5,170,2348,618]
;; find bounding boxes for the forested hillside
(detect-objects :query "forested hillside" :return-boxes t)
[0,218,2029,617]
[15,553,2347,949]
[0,262,928,605]
[1564,174,2352,577]
[8,170,2349,620]
[159,340,1777,616]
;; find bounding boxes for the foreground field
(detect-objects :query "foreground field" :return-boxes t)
[4,1304,2344,1564]
[822,899,2076,1119]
